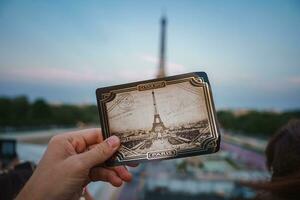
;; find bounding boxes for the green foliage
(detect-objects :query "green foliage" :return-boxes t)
[1,96,299,136]
[0,96,99,131]
[0,96,30,127]
[30,98,53,125]
[0,97,13,126]
[217,110,300,136]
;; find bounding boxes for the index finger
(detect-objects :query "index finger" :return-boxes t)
[65,128,103,153]
[75,128,103,144]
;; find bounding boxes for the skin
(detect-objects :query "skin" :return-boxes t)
[16,128,135,200]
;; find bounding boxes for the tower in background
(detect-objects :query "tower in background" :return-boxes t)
[157,15,167,78]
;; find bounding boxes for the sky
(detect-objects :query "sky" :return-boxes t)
[0,0,299,110]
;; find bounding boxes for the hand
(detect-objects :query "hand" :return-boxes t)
[16,128,133,200]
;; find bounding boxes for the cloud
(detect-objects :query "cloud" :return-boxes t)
[0,67,113,84]
[139,54,187,75]
[1,53,189,85]
[0,65,158,86]
[116,68,156,81]
[288,76,300,85]
[0,54,194,86]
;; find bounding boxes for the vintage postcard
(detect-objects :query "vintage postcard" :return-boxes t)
[96,72,220,166]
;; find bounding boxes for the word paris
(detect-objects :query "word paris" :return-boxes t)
[96,72,220,166]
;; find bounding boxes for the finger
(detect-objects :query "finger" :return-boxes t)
[66,129,103,153]
[111,166,132,182]
[86,140,138,168]
[67,128,103,143]
[89,167,122,187]
[75,128,103,144]
[78,135,120,168]
[87,143,98,150]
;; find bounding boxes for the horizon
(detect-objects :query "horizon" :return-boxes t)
[0,0,299,110]
[2,94,299,113]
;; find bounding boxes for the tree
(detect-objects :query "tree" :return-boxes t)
[30,98,52,125]
[11,96,30,126]
[0,97,13,126]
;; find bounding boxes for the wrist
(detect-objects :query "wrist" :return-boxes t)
[16,170,56,200]
[16,180,43,200]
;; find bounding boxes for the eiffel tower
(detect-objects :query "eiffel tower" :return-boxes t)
[157,15,167,78]
[150,90,166,133]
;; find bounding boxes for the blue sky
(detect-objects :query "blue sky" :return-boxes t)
[0,0,299,110]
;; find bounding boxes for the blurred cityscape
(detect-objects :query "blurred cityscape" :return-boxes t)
[119,130,269,200]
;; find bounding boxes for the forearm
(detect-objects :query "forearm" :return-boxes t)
[16,166,60,200]
[16,164,83,200]
[16,177,45,200]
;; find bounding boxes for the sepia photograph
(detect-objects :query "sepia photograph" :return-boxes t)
[97,74,220,165]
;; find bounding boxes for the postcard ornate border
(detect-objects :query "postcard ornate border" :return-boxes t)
[96,73,220,165]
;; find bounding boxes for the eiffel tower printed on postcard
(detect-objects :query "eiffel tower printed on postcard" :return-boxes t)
[96,72,220,166]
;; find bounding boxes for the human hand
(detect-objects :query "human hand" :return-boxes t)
[16,128,133,200]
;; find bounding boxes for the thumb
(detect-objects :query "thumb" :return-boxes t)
[78,135,120,168]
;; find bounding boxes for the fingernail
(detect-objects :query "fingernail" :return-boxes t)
[106,135,120,148]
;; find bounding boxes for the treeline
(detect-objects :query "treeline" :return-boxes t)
[1,96,299,136]
[217,110,300,136]
[0,96,99,131]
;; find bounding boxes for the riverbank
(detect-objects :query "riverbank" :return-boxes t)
[0,126,98,144]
